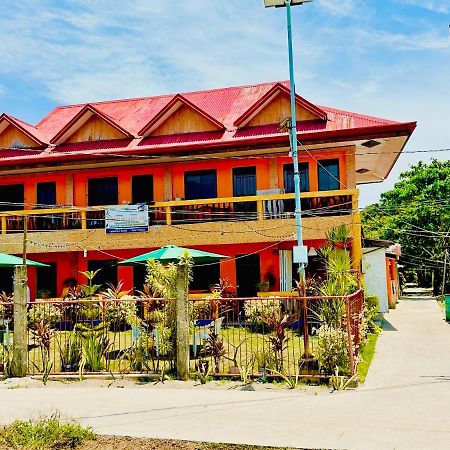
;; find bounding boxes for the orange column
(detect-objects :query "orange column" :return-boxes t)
[119,174,132,204]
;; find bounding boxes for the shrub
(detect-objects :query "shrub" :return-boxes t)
[316,325,350,375]
[0,416,94,449]
[28,303,61,327]
[360,293,381,342]
[104,298,137,325]
[244,299,281,327]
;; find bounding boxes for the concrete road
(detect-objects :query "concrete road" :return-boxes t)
[1,295,449,449]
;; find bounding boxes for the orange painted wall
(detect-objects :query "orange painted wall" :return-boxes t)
[25,238,327,299]
[0,147,349,209]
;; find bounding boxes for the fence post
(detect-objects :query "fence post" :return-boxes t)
[301,297,312,358]
[176,264,190,380]
[11,265,28,377]
[345,297,355,375]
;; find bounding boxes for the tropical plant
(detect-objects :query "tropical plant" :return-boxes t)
[200,331,226,373]
[330,367,358,391]
[28,303,61,327]
[56,333,82,372]
[0,292,12,320]
[360,293,381,342]
[120,339,150,373]
[326,224,350,246]
[320,249,357,297]
[30,321,55,378]
[79,270,102,298]
[260,309,293,371]
[315,324,350,375]
[77,323,110,373]
[0,345,13,377]
[244,299,281,330]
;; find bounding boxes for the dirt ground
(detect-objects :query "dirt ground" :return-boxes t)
[78,436,302,450]
[0,375,328,393]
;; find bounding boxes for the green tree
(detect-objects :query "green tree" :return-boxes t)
[362,159,450,286]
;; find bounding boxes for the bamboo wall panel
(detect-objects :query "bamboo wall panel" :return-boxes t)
[0,125,39,148]
[248,94,318,127]
[0,215,354,254]
[66,116,127,143]
[151,104,221,136]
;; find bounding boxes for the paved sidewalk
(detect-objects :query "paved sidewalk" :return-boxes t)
[1,295,450,449]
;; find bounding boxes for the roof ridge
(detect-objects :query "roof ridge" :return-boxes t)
[319,105,399,125]
[45,80,286,111]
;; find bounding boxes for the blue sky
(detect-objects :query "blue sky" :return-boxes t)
[0,0,449,206]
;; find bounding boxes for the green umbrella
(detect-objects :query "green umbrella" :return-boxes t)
[0,253,49,268]
[118,245,227,266]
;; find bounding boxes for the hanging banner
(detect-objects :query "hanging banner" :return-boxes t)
[105,204,149,234]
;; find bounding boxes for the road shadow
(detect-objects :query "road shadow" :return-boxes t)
[381,318,397,331]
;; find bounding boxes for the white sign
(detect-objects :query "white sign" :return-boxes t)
[105,204,149,234]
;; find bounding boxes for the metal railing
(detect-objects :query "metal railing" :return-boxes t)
[0,290,363,378]
[0,189,358,233]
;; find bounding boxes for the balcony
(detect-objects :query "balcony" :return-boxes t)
[0,189,358,253]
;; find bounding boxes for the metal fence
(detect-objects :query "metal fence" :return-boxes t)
[0,291,363,378]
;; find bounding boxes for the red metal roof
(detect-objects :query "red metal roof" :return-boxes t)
[0,80,415,165]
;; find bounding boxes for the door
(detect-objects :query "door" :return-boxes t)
[36,262,57,298]
[87,260,118,289]
[236,253,260,297]
[233,166,256,218]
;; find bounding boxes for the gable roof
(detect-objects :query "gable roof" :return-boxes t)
[139,94,224,136]
[0,81,416,184]
[0,113,46,146]
[49,104,134,144]
[234,82,328,128]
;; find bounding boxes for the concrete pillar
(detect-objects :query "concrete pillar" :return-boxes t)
[12,265,28,377]
[176,264,190,380]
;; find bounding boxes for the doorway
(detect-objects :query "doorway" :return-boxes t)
[87,260,118,289]
[236,253,260,297]
[36,262,57,298]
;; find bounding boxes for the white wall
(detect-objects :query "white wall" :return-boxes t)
[363,248,389,313]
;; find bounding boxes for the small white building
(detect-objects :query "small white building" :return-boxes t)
[363,239,401,313]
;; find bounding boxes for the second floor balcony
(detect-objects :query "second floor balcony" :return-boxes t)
[0,188,358,234]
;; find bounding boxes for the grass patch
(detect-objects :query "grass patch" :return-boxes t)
[357,333,378,384]
[0,416,94,449]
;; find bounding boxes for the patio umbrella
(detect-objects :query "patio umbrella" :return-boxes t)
[0,253,49,267]
[118,245,227,265]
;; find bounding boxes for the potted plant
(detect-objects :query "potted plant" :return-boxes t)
[57,333,82,372]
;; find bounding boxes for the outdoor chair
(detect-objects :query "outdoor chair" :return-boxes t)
[192,317,224,357]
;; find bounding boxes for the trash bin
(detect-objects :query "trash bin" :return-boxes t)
[445,295,450,321]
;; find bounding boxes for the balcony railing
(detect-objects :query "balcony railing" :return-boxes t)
[0,189,358,234]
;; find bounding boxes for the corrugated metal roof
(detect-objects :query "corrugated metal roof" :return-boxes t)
[0,80,414,164]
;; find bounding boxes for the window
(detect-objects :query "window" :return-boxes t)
[190,263,220,292]
[283,163,309,193]
[318,159,340,191]
[37,262,57,298]
[0,184,24,211]
[37,182,57,206]
[88,177,118,206]
[233,166,256,197]
[132,175,153,204]
[185,170,217,200]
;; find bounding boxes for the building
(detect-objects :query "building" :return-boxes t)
[363,239,401,311]
[0,81,415,298]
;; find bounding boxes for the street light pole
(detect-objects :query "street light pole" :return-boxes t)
[264,0,310,293]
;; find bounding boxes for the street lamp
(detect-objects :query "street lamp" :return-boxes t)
[264,0,311,292]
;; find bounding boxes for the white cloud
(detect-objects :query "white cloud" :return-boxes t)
[0,0,449,207]
[318,0,358,16]
[401,0,450,13]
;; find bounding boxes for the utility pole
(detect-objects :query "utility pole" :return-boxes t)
[442,248,448,296]
[263,0,310,294]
